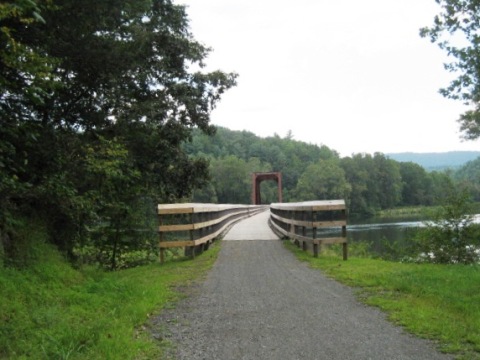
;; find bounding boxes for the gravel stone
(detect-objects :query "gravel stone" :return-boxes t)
[152,213,452,360]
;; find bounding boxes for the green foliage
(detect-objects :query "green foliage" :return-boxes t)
[0,0,236,266]
[415,188,480,264]
[184,127,339,201]
[421,1,480,140]
[293,158,351,201]
[0,221,221,359]
[0,0,56,105]
[455,156,480,200]
[206,155,273,204]
[339,153,403,215]
[399,162,433,206]
[286,242,480,358]
[186,127,470,218]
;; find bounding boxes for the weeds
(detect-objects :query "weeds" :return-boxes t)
[0,230,220,359]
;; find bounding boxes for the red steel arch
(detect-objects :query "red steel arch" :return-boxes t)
[251,172,282,205]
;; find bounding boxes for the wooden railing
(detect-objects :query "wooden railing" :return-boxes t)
[158,203,267,263]
[269,200,347,260]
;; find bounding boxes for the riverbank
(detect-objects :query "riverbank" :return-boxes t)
[375,202,480,219]
[285,242,480,359]
[375,205,436,218]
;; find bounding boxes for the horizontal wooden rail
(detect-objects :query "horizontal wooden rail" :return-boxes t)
[158,203,267,262]
[269,200,348,260]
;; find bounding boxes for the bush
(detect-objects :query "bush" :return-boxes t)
[414,190,480,264]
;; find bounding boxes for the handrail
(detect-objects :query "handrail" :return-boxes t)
[158,203,267,262]
[269,200,348,260]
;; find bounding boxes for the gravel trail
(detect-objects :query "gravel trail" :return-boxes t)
[154,213,452,360]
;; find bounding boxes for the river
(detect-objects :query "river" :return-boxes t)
[345,214,480,257]
[348,216,425,243]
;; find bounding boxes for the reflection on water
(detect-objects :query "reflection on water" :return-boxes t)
[348,217,425,244]
[339,216,428,257]
[303,214,480,257]
[345,214,480,252]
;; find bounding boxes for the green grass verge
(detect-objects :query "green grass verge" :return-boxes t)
[0,238,220,359]
[284,241,480,360]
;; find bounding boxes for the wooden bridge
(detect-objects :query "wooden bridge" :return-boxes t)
[157,200,348,262]
[157,200,450,360]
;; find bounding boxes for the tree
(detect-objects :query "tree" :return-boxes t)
[340,155,373,217]
[210,156,250,204]
[454,156,480,200]
[293,159,351,201]
[421,1,480,139]
[372,153,402,209]
[1,0,236,265]
[208,155,272,204]
[0,0,59,263]
[399,162,433,206]
[415,187,480,264]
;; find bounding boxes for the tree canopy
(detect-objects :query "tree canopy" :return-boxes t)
[185,127,462,217]
[421,0,480,140]
[0,0,236,268]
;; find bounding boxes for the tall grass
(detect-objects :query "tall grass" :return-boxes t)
[0,225,220,359]
[285,242,480,359]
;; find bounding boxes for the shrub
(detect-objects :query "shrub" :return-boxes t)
[414,190,480,264]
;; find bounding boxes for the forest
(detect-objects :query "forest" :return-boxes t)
[185,127,480,217]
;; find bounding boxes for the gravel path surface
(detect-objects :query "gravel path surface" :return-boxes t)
[153,214,452,360]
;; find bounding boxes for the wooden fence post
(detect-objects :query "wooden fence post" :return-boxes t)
[312,210,319,257]
[342,208,348,260]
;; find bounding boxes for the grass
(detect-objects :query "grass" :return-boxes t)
[284,241,480,360]
[375,205,437,218]
[375,202,480,219]
[0,228,220,359]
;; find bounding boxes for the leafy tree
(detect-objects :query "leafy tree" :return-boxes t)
[78,137,144,269]
[209,155,271,204]
[415,187,480,264]
[454,157,480,200]
[0,0,59,263]
[1,0,236,266]
[210,156,250,204]
[185,127,340,203]
[430,170,456,204]
[340,153,402,215]
[421,1,480,139]
[399,162,433,206]
[372,153,402,209]
[340,155,373,217]
[293,159,351,201]
[186,127,480,218]
[192,182,218,203]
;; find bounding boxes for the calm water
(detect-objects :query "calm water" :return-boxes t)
[348,216,426,243]
[347,214,480,242]
[343,214,480,257]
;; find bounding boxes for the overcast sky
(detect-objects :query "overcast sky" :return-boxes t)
[179,0,479,157]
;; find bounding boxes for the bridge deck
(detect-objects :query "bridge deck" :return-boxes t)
[222,210,279,241]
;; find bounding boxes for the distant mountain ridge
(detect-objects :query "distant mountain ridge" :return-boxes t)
[386,151,480,171]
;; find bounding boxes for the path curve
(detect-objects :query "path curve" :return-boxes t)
[154,212,452,360]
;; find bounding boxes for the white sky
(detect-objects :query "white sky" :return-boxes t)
[180,0,479,157]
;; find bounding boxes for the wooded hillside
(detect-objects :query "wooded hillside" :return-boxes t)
[386,151,480,171]
[185,127,479,217]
